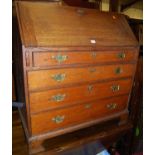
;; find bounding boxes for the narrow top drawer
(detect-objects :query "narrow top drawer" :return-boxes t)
[32,50,137,67]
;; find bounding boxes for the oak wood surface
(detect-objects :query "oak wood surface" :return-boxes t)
[33,50,137,67]
[15,1,138,47]
[31,95,128,135]
[28,64,135,90]
[29,79,132,113]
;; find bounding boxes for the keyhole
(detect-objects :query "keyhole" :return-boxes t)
[88,85,93,92]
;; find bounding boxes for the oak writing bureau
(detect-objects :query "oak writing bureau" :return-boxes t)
[14,1,139,154]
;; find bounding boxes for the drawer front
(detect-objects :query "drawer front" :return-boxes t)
[31,95,128,135]
[33,51,137,67]
[30,79,132,113]
[28,64,135,90]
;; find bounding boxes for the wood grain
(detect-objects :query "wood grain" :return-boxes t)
[30,79,132,113]
[33,50,137,67]
[15,1,138,47]
[28,64,135,90]
[31,95,128,135]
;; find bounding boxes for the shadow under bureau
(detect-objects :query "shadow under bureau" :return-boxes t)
[14,1,139,154]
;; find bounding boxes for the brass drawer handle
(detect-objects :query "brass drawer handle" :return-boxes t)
[117,53,126,59]
[115,67,122,74]
[85,104,92,109]
[51,53,68,63]
[111,85,120,92]
[51,74,66,82]
[51,94,66,102]
[107,103,117,110]
[52,115,65,124]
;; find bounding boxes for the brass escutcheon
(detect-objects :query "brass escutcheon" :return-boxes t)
[91,52,97,58]
[88,85,93,92]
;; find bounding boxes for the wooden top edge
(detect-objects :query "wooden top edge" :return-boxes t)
[22,45,140,51]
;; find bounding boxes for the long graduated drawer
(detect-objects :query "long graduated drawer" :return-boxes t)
[31,95,129,135]
[30,79,132,113]
[28,64,135,90]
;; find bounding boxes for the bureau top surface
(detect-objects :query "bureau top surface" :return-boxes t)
[16,1,138,47]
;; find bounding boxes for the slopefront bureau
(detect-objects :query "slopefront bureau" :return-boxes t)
[14,1,139,154]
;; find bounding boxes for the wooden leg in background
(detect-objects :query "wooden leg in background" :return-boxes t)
[123,130,133,155]
[117,129,133,155]
[118,113,129,126]
[108,142,117,155]
[28,140,45,155]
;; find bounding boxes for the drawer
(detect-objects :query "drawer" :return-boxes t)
[28,64,135,90]
[31,95,128,135]
[30,79,132,113]
[33,51,137,67]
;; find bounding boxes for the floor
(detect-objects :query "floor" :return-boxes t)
[13,110,29,155]
[12,110,108,155]
[13,110,142,155]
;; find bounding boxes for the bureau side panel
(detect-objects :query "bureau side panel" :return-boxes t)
[13,13,31,135]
